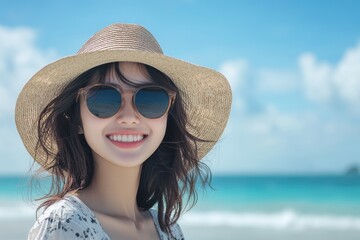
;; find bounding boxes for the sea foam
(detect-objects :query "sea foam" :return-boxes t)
[0,202,34,219]
[179,210,360,230]
[2,203,360,231]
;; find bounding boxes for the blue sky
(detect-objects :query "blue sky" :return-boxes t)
[1,0,360,175]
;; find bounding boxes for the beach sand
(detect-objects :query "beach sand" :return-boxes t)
[182,226,360,240]
[4,220,359,240]
[181,225,358,240]
[1,219,33,240]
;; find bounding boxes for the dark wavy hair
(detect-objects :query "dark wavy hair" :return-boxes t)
[34,62,211,234]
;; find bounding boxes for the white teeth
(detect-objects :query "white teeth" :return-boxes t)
[109,135,144,142]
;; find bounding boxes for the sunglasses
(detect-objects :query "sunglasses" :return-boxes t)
[77,83,176,119]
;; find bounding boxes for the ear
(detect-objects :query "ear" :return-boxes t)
[78,125,84,134]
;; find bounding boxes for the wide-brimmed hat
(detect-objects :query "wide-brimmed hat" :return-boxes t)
[15,23,232,167]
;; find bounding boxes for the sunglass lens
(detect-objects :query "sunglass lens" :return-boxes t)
[135,87,170,118]
[86,86,121,118]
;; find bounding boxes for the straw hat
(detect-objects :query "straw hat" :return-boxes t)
[15,23,232,167]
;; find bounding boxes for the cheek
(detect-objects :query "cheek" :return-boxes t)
[80,102,101,143]
[153,116,168,142]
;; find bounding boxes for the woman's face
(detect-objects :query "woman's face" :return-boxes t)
[79,62,168,168]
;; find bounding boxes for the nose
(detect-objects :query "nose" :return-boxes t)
[115,94,140,125]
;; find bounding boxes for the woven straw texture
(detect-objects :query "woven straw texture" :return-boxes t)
[15,23,232,167]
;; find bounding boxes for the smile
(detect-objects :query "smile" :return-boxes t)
[108,134,145,142]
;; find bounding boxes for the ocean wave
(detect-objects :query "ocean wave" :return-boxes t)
[3,203,360,231]
[0,202,34,219]
[179,210,360,230]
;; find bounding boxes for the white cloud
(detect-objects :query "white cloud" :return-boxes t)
[215,102,360,173]
[215,42,360,174]
[219,59,248,91]
[333,42,360,107]
[299,42,360,111]
[257,69,299,93]
[0,26,56,101]
[230,105,308,151]
[299,53,333,102]
[0,25,57,175]
[218,59,251,114]
[241,105,303,135]
[0,85,12,113]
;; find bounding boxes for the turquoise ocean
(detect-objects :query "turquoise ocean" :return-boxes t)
[1,175,360,239]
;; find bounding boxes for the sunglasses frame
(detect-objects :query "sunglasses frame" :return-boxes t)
[76,83,176,119]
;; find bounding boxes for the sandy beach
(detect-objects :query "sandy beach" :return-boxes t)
[1,219,33,240]
[182,225,359,240]
[4,219,359,240]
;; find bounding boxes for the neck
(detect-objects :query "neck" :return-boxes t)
[76,155,143,221]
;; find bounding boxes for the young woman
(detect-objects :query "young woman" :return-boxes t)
[15,23,232,240]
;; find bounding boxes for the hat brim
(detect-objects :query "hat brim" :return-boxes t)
[15,50,232,167]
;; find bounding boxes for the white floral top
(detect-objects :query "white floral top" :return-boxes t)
[28,195,184,240]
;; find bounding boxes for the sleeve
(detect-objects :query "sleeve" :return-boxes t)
[28,210,94,240]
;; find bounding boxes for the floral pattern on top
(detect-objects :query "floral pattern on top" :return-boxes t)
[28,195,184,240]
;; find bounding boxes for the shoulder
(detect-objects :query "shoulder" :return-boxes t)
[148,209,185,240]
[28,196,108,240]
